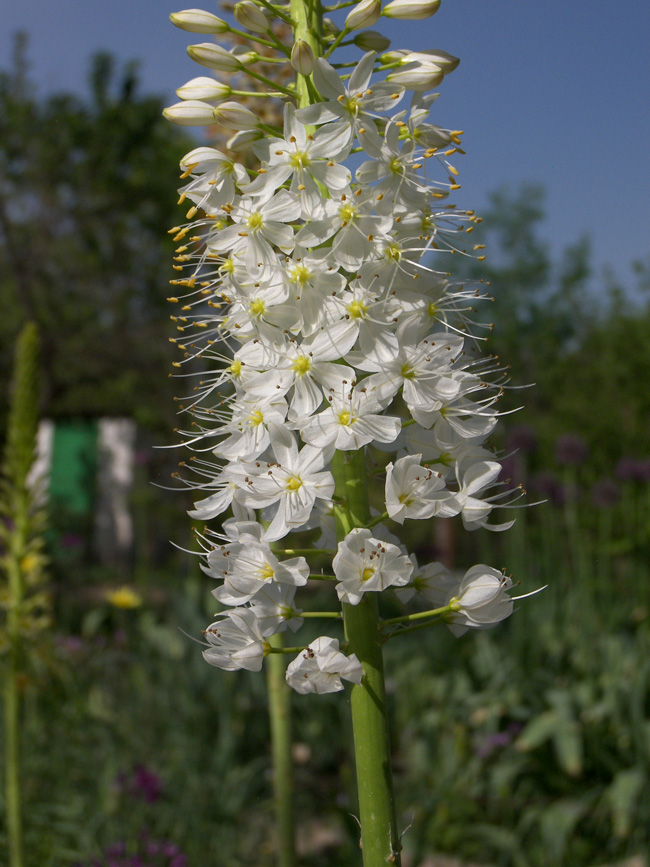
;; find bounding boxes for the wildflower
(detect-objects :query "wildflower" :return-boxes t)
[333,527,413,604]
[286,636,363,694]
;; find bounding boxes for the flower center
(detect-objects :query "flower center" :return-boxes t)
[347,300,368,319]
[249,298,266,317]
[338,410,352,426]
[248,409,265,426]
[361,566,375,582]
[290,264,312,286]
[400,362,416,380]
[339,203,357,224]
[228,360,243,379]
[285,476,303,492]
[291,355,312,376]
[247,212,264,230]
[427,302,438,318]
[259,563,275,580]
[389,156,402,175]
[289,150,310,169]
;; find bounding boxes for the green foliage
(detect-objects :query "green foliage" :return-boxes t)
[0,34,194,432]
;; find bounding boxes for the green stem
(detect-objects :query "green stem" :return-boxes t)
[300,610,342,618]
[382,604,452,626]
[383,617,443,641]
[266,633,296,867]
[286,1,401,859]
[5,611,23,867]
[365,511,389,530]
[332,450,401,866]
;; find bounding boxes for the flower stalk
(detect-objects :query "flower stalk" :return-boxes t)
[1,323,47,867]
[164,0,538,863]
[266,633,296,867]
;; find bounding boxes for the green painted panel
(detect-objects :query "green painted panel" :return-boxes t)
[50,420,99,515]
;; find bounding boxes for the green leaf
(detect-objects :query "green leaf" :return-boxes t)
[515,710,559,751]
[605,767,645,838]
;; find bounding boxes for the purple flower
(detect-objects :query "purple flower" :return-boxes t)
[506,425,538,455]
[555,434,588,466]
[615,457,650,483]
[591,479,620,509]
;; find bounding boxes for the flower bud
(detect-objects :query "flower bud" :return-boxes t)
[291,40,315,76]
[345,0,381,31]
[384,48,460,73]
[383,0,440,19]
[188,43,243,71]
[227,129,264,152]
[322,17,341,36]
[386,64,444,91]
[163,100,217,126]
[176,77,232,101]
[234,1,270,34]
[353,30,391,52]
[213,101,260,130]
[170,9,229,33]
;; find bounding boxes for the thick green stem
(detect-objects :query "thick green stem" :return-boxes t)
[289,0,322,106]
[266,633,296,867]
[332,450,402,866]
[285,2,401,859]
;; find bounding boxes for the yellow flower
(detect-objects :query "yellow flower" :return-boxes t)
[106,587,142,610]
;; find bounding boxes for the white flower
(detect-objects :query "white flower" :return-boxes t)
[444,565,514,636]
[333,527,413,605]
[203,608,266,671]
[301,384,401,452]
[296,52,404,138]
[454,460,515,532]
[250,582,304,636]
[211,535,309,605]
[385,454,457,523]
[243,105,351,216]
[237,429,336,542]
[286,636,363,694]
[208,190,300,278]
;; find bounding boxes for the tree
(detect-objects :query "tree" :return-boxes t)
[0,35,194,431]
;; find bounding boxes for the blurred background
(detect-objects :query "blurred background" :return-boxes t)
[1,1,649,865]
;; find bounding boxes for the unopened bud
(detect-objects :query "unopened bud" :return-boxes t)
[322,17,341,36]
[291,40,315,76]
[213,101,260,130]
[386,63,444,91]
[188,43,243,71]
[353,30,391,52]
[234,1,270,34]
[383,0,440,19]
[383,48,460,74]
[176,77,232,101]
[227,129,264,152]
[163,100,217,126]
[345,0,381,31]
[170,9,229,33]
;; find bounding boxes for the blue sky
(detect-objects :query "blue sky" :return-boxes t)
[2,0,649,290]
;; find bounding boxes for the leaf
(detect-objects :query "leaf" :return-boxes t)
[552,719,583,777]
[515,710,559,751]
[539,799,587,862]
[605,767,645,838]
